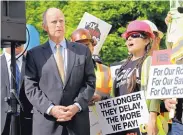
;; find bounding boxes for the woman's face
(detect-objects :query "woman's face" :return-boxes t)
[125,33,150,55]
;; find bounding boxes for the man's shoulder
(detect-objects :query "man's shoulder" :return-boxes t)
[68,41,87,50]
[67,41,88,55]
[0,53,4,57]
[0,53,5,60]
[28,42,48,53]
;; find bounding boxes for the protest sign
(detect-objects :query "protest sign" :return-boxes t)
[89,105,102,135]
[147,50,183,99]
[110,64,121,82]
[109,128,141,135]
[110,60,126,83]
[152,49,172,66]
[167,0,183,45]
[95,91,149,135]
[77,12,112,55]
[146,64,183,99]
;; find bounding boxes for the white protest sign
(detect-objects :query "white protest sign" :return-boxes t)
[146,64,183,99]
[95,91,149,134]
[77,12,112,55]
[110,65,121,82]
[110,60,126,83]
[89,105,102,135]
[167,0,183,44]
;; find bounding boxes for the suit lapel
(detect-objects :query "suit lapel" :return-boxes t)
[42,41,53,61]
[64,41,76,89]
[42,41,63,85]
[1,55,10,94]
[20,56,25,87]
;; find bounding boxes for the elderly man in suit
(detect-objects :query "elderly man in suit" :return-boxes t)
[25,8,96,135]
[1,45,32,135]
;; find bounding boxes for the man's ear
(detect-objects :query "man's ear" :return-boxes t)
[42,23,47,32]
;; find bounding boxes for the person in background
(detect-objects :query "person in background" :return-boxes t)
[164,12,183,135]
[24,8,95,135]
[141,20,170,135]
[71,28,112,135]
[1,45,32,135]
[113,20,160,135]
[142,20,164,55]
[71,28,112,103]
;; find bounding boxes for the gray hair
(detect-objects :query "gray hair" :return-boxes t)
[42,8,62,25]
[42,9,48,25]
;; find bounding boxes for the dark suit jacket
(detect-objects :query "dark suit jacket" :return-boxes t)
[25,40,96,135]
[1,54,10,134]
[1,54,32,135]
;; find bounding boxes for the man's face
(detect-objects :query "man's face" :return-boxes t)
[5,45,24,55]
[43,9,65,41]
[15,46,24,55]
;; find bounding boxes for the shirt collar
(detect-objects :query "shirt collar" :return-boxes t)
[49,38,67,51]
[4,51,23,63]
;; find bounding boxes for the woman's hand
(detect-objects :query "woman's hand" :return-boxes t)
[164,98,177,111]
[147,112,158,135]
[165,12,172,25]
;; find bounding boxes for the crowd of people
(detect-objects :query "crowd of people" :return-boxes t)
[1,7,182,135]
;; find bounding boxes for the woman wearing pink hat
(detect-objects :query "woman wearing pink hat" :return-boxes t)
[113,20,160,135]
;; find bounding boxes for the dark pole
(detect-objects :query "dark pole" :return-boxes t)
[10,43,18,135]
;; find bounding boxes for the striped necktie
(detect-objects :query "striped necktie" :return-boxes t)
[16,62,21,95]
[55,44,65,83]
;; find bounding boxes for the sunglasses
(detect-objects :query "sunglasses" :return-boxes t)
[127,33,146,40]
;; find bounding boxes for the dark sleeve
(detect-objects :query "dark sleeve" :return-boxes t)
[74,47,96,111]
[160,101,168,112]
[101,95,110,100]
[24,50,53,114]
[114,79,118,97]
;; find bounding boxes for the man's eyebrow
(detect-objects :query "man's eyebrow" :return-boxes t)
[59,18,64,21]
[50,18,64,22]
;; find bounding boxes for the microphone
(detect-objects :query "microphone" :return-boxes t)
[177,7,183,13]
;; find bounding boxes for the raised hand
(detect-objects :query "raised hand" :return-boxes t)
[165,12,172,25]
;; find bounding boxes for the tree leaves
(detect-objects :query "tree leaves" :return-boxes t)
[26,1,169,65]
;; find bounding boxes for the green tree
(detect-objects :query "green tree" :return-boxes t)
[26,1,169,65]
[26,1,68,43]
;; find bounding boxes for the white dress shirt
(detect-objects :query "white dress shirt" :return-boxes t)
[4,51,23,88]
[46,39,81,115]
[49,38,68,78]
